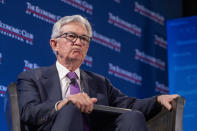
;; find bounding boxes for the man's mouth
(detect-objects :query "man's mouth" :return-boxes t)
[72,48,81,54]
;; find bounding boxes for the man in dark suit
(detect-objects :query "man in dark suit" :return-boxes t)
[17,15,178,131]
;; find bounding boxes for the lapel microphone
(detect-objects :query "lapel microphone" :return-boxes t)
[70,75,86,93]
[70,78,76,85]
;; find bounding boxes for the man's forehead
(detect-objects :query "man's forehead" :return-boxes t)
[60,22,86,30]
[60,22,88,35]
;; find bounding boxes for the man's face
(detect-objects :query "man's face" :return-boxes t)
[51,22,90,67]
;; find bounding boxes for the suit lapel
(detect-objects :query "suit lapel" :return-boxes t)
[40,64,62,101]
[80,70,90,95]
[80,70,98,98]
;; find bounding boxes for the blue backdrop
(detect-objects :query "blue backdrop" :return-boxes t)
[0,0,182,130]
[167,16,197,131]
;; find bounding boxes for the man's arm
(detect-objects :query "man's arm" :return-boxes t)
[104,78,179,120]
[17,71,58,127]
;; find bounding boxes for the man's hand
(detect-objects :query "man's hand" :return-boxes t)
[57,93,97,114]
[157,94,179,110]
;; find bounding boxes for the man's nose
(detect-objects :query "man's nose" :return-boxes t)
[73,37,82,45]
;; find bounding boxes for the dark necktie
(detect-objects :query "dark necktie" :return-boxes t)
[67,72,89,131]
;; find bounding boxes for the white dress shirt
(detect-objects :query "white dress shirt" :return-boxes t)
[56,61,81,99]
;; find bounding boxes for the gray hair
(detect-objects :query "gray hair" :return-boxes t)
[51,15,92,38]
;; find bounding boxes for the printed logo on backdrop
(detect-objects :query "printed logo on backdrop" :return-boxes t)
[155,81,168,94]
[0,20,34,45]
[154,34,167,49]
[83,55,93,67]
[0,0,5,4]
[0,52,2,64]
[23,60,39,71]
[0,85,7,98]
[108,13,141,37]
[134,2,165,25]
[135,49,165,71]
[26,2,61,24]
[60,0,93,15]
[92,31,121,52]
[0,85,7,113]
[108,63,142,86]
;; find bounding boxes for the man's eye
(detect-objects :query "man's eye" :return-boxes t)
[81,37,88,42]
[67,34,76,39]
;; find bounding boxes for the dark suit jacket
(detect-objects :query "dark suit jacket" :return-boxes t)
[17,64,161,131]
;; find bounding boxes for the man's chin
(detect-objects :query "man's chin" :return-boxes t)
[67,56,82,62]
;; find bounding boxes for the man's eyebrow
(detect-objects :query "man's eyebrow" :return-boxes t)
[62,31,75,34]
[65,31,89,37]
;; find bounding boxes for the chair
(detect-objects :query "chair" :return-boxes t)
[146,96,185,131]
[7,83,185,131]
[7,83,21,131]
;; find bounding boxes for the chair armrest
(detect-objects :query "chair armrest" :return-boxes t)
[93,104,132,115]
[147,97,185,131]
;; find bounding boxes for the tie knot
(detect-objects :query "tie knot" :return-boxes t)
[67,72,77,79]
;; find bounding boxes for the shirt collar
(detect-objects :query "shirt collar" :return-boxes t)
[56,61,80,80]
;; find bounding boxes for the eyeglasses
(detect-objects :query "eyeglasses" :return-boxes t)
[56,32,92,45]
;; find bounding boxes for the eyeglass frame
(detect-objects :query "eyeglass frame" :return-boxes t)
[55,32,92,45]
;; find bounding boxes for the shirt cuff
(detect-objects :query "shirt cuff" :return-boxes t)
[55,100,62,111]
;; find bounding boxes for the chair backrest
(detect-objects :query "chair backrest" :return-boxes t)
[7,83,21,131]
[147,97,185,131]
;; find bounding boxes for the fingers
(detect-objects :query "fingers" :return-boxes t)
[164,100,172,110]
[57,98,70,110]
[157,94,179,110]
[91,98,98,103]
[83,93,93,113]
[68,93,97,114]
[85,98,98,113]
[171,94,179,99]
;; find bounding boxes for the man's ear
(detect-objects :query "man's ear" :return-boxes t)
[50,39,58,51]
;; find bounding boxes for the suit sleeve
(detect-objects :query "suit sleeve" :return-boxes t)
[17,71,58,128]
[105,78,162,120]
